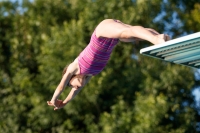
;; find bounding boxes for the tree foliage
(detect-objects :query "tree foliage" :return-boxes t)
[0,0,199,132]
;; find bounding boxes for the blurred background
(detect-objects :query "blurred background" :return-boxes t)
[0,0,200,132]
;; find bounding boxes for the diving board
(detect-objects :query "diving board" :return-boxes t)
[140,32,200,69]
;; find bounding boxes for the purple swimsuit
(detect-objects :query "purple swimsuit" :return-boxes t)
[78,30,119,75]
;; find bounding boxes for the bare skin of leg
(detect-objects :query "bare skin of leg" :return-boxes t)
[96,19,170,45]
[127,26,166,44]
[117,20,170,43]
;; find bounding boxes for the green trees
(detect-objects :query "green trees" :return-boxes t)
[0,0,199,132]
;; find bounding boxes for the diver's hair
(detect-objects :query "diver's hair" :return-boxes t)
[62,65,68,76]
[62,65,72,87]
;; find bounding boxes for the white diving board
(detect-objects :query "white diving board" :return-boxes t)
[140,32,200,69]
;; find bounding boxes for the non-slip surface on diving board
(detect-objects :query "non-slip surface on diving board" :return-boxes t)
[140,32,200,69]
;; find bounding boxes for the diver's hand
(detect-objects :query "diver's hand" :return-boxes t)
[47,99,65,110]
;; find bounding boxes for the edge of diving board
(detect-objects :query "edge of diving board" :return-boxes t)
[140,32,200,69]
